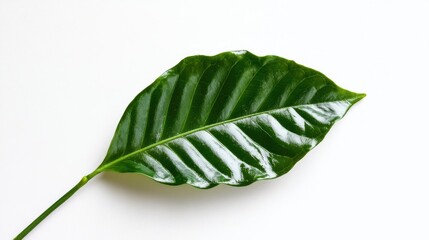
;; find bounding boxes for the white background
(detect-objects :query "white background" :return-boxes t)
[1,0,428,239]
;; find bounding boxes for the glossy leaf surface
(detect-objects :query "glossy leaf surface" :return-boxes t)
[97,50,364,188]
[15,51,365,239]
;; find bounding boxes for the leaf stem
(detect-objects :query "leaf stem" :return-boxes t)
[14,172,99,239]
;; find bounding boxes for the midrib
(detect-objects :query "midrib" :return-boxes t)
[95,98,356,173]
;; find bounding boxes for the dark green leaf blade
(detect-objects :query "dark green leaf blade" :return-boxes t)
[97,50,364,188]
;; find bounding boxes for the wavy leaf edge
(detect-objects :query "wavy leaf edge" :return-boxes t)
[14,50,365,239]
[96,50,365,189]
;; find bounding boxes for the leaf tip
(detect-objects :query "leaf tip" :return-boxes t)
[348,92,366,105]
[357,93,366,100]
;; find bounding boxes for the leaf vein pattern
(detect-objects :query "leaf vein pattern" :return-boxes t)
[144,151,176,182]
[163,145,208,183]
[201,58,242,125]
[179,64,213,133]
[98,100,354,173]
[269,113,306,137]
[138,152,163,174]
[244,118,296,159]
[255,65,290,112]
[289,108,316,129]
[121,104,134,157]
[225,61,271,119]
[206,130,262,174]
[280,73,320,106]
[138,92,152,149]
[183,138,228,181]
[232,123,276,161]
[158,71,183,140]
[226,123,272,173]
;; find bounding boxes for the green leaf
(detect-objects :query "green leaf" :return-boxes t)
[15,51,364,239]
[96,50,365,188]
